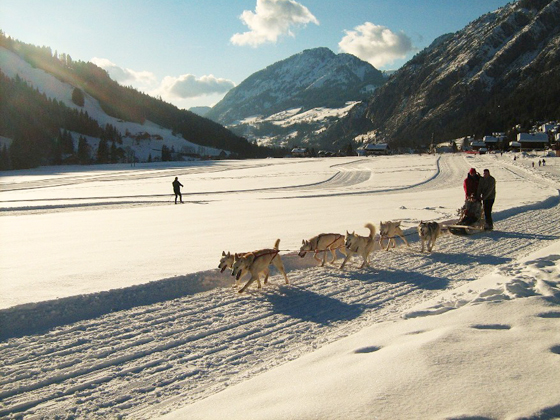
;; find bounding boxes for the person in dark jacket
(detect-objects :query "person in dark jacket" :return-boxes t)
[477,169,496,230]
[463,168,481,200]
[172,177,184,204]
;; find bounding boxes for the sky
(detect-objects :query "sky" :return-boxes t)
[0,0,512,110]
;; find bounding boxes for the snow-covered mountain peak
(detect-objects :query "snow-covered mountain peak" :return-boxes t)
[205,47,385,149]
[206,47,384,125]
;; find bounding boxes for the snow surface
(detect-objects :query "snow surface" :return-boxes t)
[1,152,560,419]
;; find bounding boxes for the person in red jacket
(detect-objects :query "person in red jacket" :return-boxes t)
[463,168,480,200]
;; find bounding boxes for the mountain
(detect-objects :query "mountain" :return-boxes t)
[0,33,275,170]
[205,47,386,150]
[189,106,212,117]
[319,0,560,149]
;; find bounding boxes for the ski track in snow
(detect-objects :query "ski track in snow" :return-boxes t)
[1,155,559,419]
[0,157,439,214]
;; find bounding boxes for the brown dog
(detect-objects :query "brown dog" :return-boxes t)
[299,233,347,266]
[232,239,289,293]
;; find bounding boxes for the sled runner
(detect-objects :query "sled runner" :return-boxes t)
[447,224,486,236]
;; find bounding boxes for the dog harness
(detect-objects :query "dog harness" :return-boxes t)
[317,234,345,251]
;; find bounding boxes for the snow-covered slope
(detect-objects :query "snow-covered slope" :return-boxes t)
[0,47,225,160]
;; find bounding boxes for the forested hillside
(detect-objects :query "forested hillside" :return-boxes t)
[0,32,277,170]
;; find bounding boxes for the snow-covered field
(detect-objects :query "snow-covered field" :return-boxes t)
[1,152,559,419]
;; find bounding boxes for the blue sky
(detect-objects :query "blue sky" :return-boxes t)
[1,0,511,110]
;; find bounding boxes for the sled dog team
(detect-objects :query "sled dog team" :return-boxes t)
[220,220,442,293]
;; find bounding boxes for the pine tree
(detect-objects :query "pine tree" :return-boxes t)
[96,139,109,163]
[110,142,119,163]
[161,144,171,161]
[52,137,62,165]
[59,130,75,154]
[72,87,85,107]
[0,144,11,170]
[77,136,89,164]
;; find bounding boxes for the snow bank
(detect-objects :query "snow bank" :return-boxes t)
[0,253,310,340]
[0,269,228,340]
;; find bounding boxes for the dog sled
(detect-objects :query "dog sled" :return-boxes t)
[447,198,486,236]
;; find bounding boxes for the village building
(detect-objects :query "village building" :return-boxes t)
[291,147,310,157]
[510,132,549,151]
[471,140,487,154]
[540,122,558,133]
[482,136,499,151]
[358,143,390,156]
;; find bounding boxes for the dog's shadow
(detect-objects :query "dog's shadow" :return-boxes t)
[375,268,450,290]
[262,286,365,326]
[425,251,511,267]
[339,261,450,291]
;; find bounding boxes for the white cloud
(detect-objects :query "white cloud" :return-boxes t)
[91,57,234,102]
[231,0,319,47]
[338,22,414,68]
[159,74,236,99]
[91,57,157,87]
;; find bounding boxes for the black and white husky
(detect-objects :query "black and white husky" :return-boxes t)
[417,221,441,253]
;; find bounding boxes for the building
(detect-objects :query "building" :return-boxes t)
[540,123,558,133]
[291,147,310,157]
[482,134,507,151]
[514,133,549,150]
[471,140,487,153]
[359,143,390,156]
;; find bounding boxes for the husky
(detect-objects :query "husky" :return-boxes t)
[299,233,347,266]
[232,239,289,293]
[379,220,410,251]
[417,221,441,253]
[219,251,269,286]
[340,223,377,269]
[219,251,236,274]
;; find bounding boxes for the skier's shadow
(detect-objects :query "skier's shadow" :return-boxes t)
[185,200,210,205]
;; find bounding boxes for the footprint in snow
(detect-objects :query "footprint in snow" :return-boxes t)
[471,324,511,330]
[354,346,382,354]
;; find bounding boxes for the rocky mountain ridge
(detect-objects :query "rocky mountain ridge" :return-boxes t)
[320,0,560,148]
[206,47,386,149]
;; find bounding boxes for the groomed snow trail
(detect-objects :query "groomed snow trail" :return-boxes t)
[0,156,559,419]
